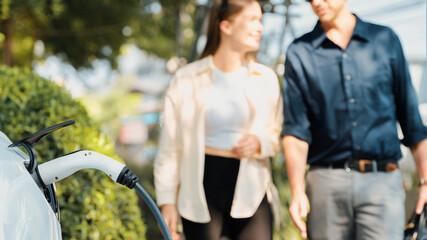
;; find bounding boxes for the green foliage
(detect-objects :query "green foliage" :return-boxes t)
[41,0,141,69]
[1,0,196,69]
[271,153,303,240]
[0,0,11,20]
[1,0,141,68]
[0,65,146,239]
[132,0,196,59]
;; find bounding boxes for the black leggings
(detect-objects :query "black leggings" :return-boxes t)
[182,155,273,240]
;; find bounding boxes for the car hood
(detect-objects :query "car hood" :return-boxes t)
[0,131,62,239]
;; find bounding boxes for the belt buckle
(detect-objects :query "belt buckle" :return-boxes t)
[371,160,377,173]
[344,160,352,173]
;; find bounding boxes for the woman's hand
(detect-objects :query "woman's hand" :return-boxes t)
[231,134,261,159]
[160,204,181,240]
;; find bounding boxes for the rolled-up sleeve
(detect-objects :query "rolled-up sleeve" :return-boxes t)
[391,32,427,147]
[281,48,312,144]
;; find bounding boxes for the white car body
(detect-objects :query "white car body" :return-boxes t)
[0,131,62,240]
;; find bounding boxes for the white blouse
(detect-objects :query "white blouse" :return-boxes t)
[204,64,252,150]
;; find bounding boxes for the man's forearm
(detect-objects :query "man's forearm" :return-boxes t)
[411,138,427,181]
[283,135,309,195]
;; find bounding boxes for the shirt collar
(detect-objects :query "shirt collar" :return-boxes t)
[352,15,370,42]
[196,55,262,76]
[311,21,328,49]
[311,14,370,49]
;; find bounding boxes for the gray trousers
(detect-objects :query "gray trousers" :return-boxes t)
[306,168,405,240]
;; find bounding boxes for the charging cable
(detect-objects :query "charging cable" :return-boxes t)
[33,150,172,240]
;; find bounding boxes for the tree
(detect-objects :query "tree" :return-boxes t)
[0,0,196,69]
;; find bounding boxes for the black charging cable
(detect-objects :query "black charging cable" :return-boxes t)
[117,167,172,240]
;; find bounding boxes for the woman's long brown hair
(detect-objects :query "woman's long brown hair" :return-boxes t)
[200,0,256,59]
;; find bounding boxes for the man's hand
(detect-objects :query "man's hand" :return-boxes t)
[283,135,310,239]
[231,134,261,159]
[160,204,181,240]
[410,139,427,214]
[416,185,427,214]
[289,192,310,239]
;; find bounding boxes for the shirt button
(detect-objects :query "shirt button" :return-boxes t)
[345,75,351,81]
[353,121,358,127]
[343,53,348,58]
[349,98,355,103]
[356,146,361,150]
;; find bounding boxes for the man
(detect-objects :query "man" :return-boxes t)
[281,0,427,239]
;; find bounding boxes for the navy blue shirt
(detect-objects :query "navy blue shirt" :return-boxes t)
[281,16,427,165]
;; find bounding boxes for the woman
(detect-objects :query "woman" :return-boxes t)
[154,0,282,239]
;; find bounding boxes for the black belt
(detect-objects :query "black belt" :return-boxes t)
[310,159,398,173]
